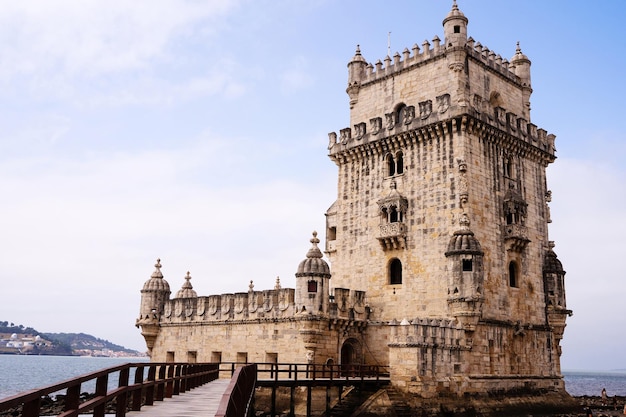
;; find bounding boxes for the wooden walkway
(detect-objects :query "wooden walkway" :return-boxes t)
[120,379,230,417]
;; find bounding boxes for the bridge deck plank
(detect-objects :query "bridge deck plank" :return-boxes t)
[123,379,230,417]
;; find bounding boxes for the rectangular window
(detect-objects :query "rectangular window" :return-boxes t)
[211,351,222,363]
[236,352,248,364]
[308,280,318,292]
[166,351,175,363]
[462,259,473,271]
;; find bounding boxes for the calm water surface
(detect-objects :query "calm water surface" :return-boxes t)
[0,355,624,400]
[0,355,148,399]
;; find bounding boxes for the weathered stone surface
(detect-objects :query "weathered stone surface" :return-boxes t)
[136,2,572,414]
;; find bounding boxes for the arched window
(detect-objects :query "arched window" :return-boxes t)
[390,258,402,285]
[504,157,512,178]
[508,261,518,287]
[386,154,396,176]
[396,151,404,175]
[395,104,406,127]
[389,206,399,223]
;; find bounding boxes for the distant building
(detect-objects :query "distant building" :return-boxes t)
[137,1,572,411]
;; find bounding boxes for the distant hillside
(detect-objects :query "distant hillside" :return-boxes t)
[0,320,143,356]
[42,332,137,354]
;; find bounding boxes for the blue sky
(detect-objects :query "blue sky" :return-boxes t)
[0,1,624,373]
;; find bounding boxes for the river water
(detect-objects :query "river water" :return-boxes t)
[0,355,624,400]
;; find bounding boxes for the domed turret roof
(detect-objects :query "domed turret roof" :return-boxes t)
[443,0,468,25]
[175,271,198,299]
[510,42,530,64]
[296,231,331,278]
[349,45,367,64]
[543,243,565,274]
[141,259,171,292]
[445,214,483,256]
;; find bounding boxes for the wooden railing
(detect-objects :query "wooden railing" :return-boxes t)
[0,362,218,417]
[234,362,386,382]
[215,364,257,417]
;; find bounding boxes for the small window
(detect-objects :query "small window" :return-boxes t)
[504,157,512,178]
[236,352,248,364]
[390,207,399,223]
[462,259,473,272]
[166,351,175,363]
[211,351,222,363]
[390,258,402,285]
[396,152,404,174]
[454,25,460,34]
[508,261,518,287]
[187,351,197,363]
[387,154,396,176]
[327,226,337,240]
[308,280,318,293]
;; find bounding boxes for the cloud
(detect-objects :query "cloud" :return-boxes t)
[0,1,237,78]
[0,1,244,107]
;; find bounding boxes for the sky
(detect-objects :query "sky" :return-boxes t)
[0,1,624,372]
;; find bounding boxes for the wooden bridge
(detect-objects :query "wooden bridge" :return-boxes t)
[0,362,389,417]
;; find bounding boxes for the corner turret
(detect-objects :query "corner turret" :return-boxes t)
[295,231,331,315]
[136,259,170,355]
[510,42,532,119]
[346,45,368,109]
[443,0,468,48]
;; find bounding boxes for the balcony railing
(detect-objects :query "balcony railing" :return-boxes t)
[377,222,407,250]
[0,362,218,417]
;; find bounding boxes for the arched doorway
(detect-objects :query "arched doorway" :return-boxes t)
[340,338,362,376]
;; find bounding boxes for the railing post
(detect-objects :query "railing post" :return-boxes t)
[65,383,81,413]
[116,366,130,417]
[133,365,147,410]
[21,397,40,417]
[93,373,108,417]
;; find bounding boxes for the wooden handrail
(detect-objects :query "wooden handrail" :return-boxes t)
[215,364,257,417]
[0,362,219,417]
[218,362,387,382]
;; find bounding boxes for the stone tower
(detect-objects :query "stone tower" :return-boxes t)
[325,1,571,395]
[136,2,574,410]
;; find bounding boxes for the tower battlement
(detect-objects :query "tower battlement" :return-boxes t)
[328,107,556,162]
[349,37,522,89]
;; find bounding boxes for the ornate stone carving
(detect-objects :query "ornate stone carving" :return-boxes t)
[327,132,337,149]
[385,112,395,130]
[457,158,469,207]
[402,106,415,125]
[354,122,366,139]
[340,128,351,144]
[419,100,432,119]
[436,94,451,114]
[370,117,382,135]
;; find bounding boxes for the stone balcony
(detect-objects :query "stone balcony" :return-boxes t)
[503,224,530,252]
[377,222,407,250]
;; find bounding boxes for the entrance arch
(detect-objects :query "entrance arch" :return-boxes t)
[340,338,362,376]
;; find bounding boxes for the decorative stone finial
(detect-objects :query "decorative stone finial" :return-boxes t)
[459,213,471,229]
[274,276,281,290]
[249,280,254,292]
[151,258,163,279]
[310,231,320,246]
[182,272,193,289]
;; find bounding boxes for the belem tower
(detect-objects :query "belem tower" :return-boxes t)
[137,2,575,413]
